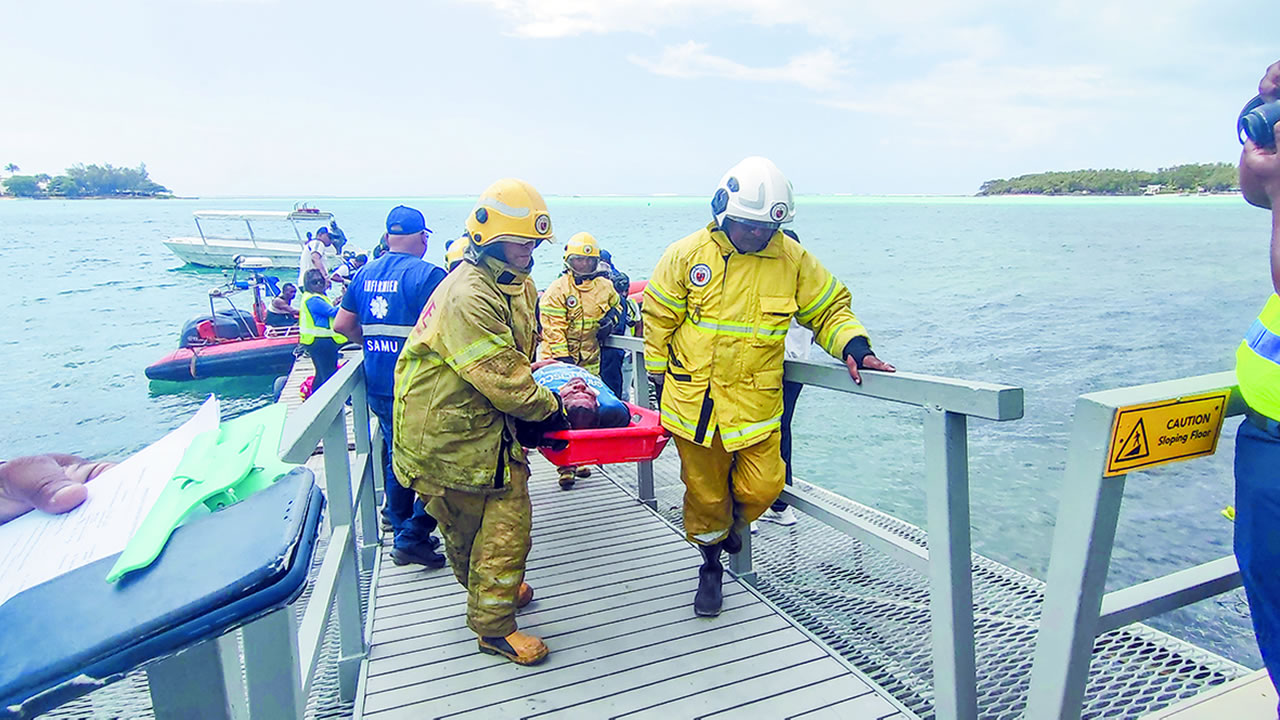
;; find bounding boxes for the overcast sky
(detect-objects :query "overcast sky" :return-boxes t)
[1,0,1274,197]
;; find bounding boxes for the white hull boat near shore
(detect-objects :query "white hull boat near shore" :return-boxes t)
[164,208,343,269]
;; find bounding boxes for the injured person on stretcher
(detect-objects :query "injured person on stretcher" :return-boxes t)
[531,360,630,429]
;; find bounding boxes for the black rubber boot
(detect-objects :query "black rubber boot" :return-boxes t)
[721,527,742,555]
[694,543,724,617]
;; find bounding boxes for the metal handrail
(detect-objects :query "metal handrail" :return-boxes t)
[1025,371,1241,719]
[604,334,1024,720]
[229,356,378,718]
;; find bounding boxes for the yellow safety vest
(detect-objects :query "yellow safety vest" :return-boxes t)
[643,222,870,452]
[298,291,347,345]
[1237,293,1280,421]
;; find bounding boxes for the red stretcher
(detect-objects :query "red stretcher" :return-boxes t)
[537,402,670,467]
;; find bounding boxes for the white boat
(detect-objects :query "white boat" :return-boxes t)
[163,208,344,269]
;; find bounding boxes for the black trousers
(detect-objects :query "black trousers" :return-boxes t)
[600,348,625,398]
[305,337,340,389]
[771,380,804,512]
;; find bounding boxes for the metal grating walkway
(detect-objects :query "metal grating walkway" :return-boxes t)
[355,458,910,719]
[599,449,1250,720]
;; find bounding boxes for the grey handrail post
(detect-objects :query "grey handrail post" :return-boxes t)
[146,635,248,720]
[1025,397,1127,720]
[924,407,978,720]
[321,412,364,702]
[350,379,379,570]
[371,425,387,508]
[631,344,657,509]
[242,608,303,719]
[728,525,755,584]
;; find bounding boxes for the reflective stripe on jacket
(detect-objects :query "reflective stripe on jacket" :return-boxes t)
[1238,293,1280,421]
[538,273,619,375]
[299,292,348,344]
[643,222,869,452]
[393,255,559,494]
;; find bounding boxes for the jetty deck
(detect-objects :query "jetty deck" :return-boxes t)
[355,460,907,719]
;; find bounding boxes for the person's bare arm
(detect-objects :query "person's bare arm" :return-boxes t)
[334,308,362,343]
[1240,61,1280,293]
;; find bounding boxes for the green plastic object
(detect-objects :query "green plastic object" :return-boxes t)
[106,403,297,583]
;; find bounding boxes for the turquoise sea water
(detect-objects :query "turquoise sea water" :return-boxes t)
[1,194,1270,667]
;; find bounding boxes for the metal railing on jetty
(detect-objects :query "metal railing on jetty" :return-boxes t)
[266,358,380,718]
[86,344,1253,720]
[608,335,1024,720]
[1026,371,1249,719]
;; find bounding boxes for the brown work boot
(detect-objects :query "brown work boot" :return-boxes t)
[575,466,592,479]
[478,631,549,665]
[516,582,534,609]
[558,467,576,489]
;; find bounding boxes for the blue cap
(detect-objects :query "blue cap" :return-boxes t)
[386,205,431,235]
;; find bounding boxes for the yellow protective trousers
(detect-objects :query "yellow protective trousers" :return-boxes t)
[416,462,533,638]
[673,430,785,546]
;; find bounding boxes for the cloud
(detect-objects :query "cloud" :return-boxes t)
[630,42,848,92]
[460,0,876,39]
[821,60,1135,149]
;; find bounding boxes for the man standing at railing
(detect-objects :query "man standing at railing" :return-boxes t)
[334,206,446,569]
[393,179,570,666]
[1234,58,1280,707]
[643,156,895,618]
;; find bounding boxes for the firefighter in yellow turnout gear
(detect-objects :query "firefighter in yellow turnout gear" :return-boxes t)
[644,157,896,617]
[393,178,568,665]
[539,232,622,489]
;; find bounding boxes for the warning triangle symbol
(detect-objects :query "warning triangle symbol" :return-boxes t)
[1114,418,1150,463]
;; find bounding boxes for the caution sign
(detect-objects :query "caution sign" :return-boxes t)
[1104,392,1230,476]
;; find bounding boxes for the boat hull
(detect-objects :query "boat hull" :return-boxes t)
[164,237,337,270]
[146,336,299,381]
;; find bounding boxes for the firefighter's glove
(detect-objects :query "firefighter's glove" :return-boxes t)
[596,307,622,340]
[514,395,571,449]
[648,373,664,409]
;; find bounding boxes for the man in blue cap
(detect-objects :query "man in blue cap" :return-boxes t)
[335,205,447,567]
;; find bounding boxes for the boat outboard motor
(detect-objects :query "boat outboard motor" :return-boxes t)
[178,308,259,348]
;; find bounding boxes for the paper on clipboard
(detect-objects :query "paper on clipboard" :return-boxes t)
[0,396,220,607]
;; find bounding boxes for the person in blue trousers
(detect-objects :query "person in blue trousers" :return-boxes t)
[335,205,447,568]
[1233,58,1280,711]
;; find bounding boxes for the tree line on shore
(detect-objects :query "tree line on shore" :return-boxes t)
[1,163,170,198]
[977,162,1238,196]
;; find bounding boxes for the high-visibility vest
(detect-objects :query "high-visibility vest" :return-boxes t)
[1237,294,1280,421]
[299,292,348,345]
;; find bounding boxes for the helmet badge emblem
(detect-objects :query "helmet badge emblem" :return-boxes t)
[475,207,488,223]
[770,202,788,222]
[535,214,551,235]
[689,263,713,287]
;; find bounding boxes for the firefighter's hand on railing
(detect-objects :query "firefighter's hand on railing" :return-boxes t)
[845,354,896,386]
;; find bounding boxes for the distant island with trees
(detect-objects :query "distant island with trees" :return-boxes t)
[977,162,1238,196]
[1,163,171,198]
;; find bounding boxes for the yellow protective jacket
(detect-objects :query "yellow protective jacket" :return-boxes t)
[539,273,620,375]
[644,222,870,452]
[393,255,560,494]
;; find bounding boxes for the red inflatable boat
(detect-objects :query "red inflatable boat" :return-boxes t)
[146,261,302,381]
